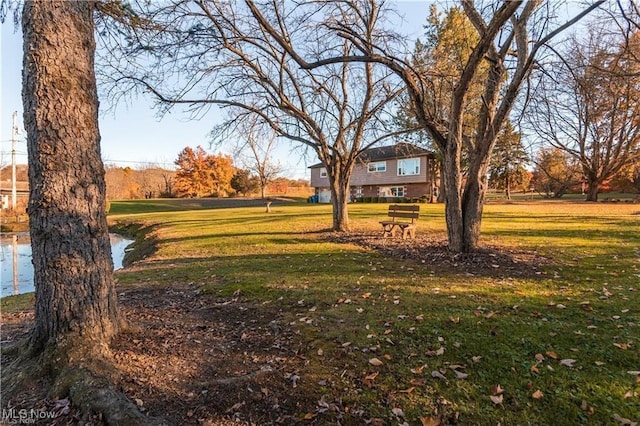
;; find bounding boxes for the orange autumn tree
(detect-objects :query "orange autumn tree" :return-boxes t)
[174,146,234,197]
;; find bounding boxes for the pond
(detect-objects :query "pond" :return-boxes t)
[0,233,133,298]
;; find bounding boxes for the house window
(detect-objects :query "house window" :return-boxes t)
[320,168,328,178]
[354,186,363,197]
[378,186,404,197]
[397,158,420,176]
[390,186,405,197]
[368,161,387,173]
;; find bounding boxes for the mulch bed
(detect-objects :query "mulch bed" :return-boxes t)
[326,231,551,279]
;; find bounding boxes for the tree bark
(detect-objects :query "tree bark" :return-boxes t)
[22,0,120,352]
[328,163,351,232]
[585,181,600,202]
[441,140,464,252]
[461,163,490,252]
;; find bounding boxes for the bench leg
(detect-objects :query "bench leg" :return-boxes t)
[382,224,396,238]
[401,226,416,239]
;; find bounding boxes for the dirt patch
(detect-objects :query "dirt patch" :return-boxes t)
[327,231,551,279]
[111,283,313,424]
[1,283,320,425]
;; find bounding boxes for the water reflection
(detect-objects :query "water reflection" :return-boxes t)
[0,233,133,298]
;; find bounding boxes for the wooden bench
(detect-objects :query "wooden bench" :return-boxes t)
[379,204,419,239]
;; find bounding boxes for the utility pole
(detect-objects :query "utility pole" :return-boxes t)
[11,111,18,210]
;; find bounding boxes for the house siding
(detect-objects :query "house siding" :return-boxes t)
[309,144,437,203]
[310,166,330,189]
[350,156,430,186]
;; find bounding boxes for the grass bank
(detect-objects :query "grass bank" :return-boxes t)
[102,199,640,425]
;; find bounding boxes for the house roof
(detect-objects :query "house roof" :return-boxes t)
[309,142,434,168]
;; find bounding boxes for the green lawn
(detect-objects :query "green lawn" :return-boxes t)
[5,199,639,424]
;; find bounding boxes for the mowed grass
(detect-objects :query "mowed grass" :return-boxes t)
[7,199,639,424]
[104,199,640,424]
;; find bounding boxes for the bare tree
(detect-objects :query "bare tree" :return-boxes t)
[526,25,640,201]
[226,113,282,199]
[249,0,603,251]
[98,0,407,231]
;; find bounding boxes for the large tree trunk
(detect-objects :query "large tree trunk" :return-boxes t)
[22,0,120,353]
[8,2,151,422]
[329,170,351,232]
[585,181,600,202]
[461,164,490,252]
[441,141,464,252]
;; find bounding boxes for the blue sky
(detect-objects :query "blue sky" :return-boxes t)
[0,2,431,179]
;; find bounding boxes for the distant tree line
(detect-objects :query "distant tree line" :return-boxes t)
[104,146,311,200]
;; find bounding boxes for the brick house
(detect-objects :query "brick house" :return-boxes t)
[309,142,438,203]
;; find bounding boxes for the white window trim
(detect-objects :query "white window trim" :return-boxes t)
[397,157,420,176]
[368,161,387,173]
[320,168,328,178]
[390,186,405,197]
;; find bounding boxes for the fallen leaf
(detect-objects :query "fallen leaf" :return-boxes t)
[453,370,468,379]
[613,414,637,426]
[532,390,544,399]
[134,398,144,407]
[489,394,503,405]
[623,390,636,399]
[392,407,405,418]
[363,371,379,387]
[595,361,605,366]
[431,371,446,380]
[614,343,630,350]
[303,412,316,420]
[369,357,384,366]
[410,365,425,374]
[226,401,245,413]
[535,353,545,362]
[531,364,539,373]
[435,347,445,356]
[317,348,324,356]
[545,350,559,360]
[410,378,427,386]
[560,359,576,368]
[492,384,505,395]
[450,316,460,323]
[420,417,440,426]
[364,371,379,382]
[398,387,415,394]
[486,311,497,319]
[472,355,482,363]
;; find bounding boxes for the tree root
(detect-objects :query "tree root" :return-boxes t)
[1,336,167,425]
